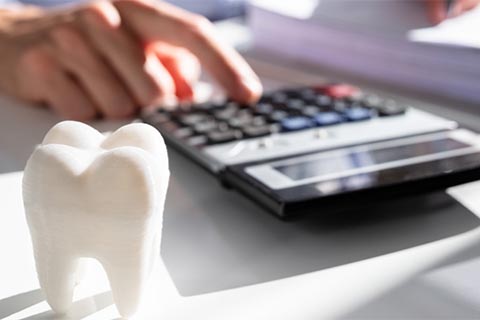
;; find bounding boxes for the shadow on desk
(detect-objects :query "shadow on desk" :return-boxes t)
[162,149,480,296]
[0,289,112,320]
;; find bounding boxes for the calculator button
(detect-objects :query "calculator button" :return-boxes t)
[303,105,321,117]
[362,94,383,107]
[194,121,219,134]
[237,108,254,117]
[207,130,242,144]
[271,92,289,104]
[251,116,267,126]
[173,127,195,139]
[314,112,344,126]
[281,116,315,132]
[315,95,333,108]
[285,99,305,111]
[298,88,317,100]
[333,100,349,112]
[229,115,253,128]
[179,113,210,126]
[242,125,272,138]
[259,93,274,103]
[268,110,289,122]
[254,103,274,115]
[214,107,238,121]
[377,100,408,117]
[186,135,208,147]
[343,107,374,121]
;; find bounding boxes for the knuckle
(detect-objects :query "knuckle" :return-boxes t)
[20,46,57,78]
[50,24,85,51]
[78,1,120,28]
[78,2,105,19]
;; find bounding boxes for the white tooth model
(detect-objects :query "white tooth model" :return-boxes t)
[22,121,170,318]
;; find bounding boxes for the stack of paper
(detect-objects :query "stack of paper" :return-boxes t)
[248,0,480,103]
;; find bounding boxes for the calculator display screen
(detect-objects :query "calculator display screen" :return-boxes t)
[274,138,469,181]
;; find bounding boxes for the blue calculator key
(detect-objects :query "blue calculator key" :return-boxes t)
[344,107,374,122]
[314,112,344,126]
[281,116,314,132]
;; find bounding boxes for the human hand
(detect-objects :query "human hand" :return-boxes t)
[425,0,480,24]
[0,0,262,120]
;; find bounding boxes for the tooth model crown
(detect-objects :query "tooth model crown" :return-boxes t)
[22,121,170,318]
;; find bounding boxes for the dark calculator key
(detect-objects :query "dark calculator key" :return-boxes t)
[269,110,289,122]
[299,88,317,99]
[207,130,242,144]
[259,93,274,103]
[186,135,208,147]
[173,127,195,139]
[272,92,289,104]
[343,107,375,122]
[363,94,383,108]
[237,108,253,117]
[218,122,230,131]
[254,103,274,115]
[214,109,237,121]
[194,120,219,134]
[225,101,242,109]
[333,100,349,112]
[303,105,321,117]
[251,116,267,126]
[315,95,333,108]
[229,115,253,128]
[377,100,408,117]
[179,113,210,126]
[214,107,238,121]
[281,116,315,132]
[242,125,272,138]
[286,99,305,111]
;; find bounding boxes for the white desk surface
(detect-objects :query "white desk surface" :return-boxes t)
[2,21,480,319]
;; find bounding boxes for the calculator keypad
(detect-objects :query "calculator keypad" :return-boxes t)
[146,84,408,146]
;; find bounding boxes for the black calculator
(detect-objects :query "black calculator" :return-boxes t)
[142,83,480,218]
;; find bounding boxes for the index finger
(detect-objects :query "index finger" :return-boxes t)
[113,0,262,104]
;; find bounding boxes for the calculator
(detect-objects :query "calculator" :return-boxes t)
[142,83,480,218]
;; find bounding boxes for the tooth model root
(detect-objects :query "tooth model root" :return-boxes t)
[37,254,79,314]
[23,121,170,318]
